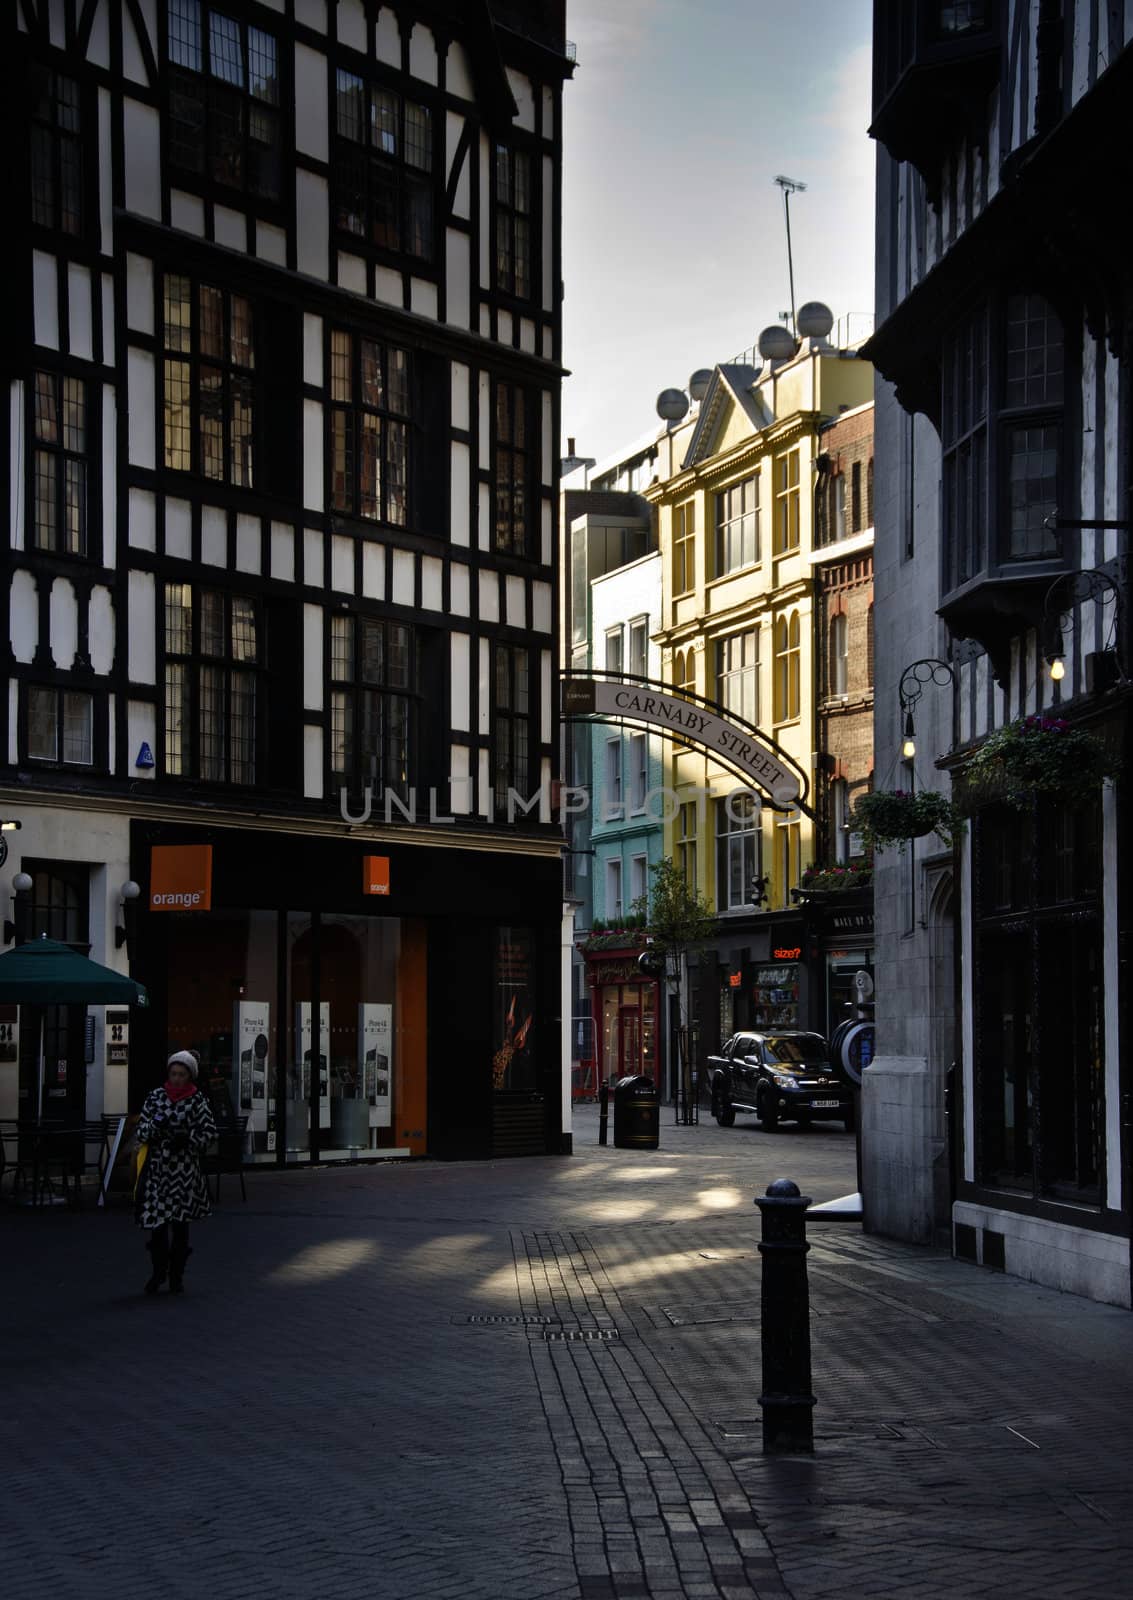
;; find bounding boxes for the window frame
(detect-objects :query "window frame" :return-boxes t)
[772,449,800,558]
[941,289,1067,596]
[161,272,257,487]
[30,65,87,238]
[716,794,761,914]
[30,369,93,560]
[493,382,533,557]
[628,617,648,679]
[605,856,623,924]
[329,614,415,800]
[773,612,801,724]
[165,0,284,207]
[828,611,849,697]
[492,642,532,813]
[604,626,624,675]
[717,629,759,727]
[162,582,262,786]
[672,500,696,596]
[493,140,534,300]
[327,328,412,530]
[714,475,760,576]
[628,732,647,812]
[676,799,698,891]
[331,66,436,264]
[23,684,96,769]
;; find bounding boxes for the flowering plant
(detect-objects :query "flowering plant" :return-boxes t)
[850,789,962,851]
[798,861,873,893]
[961,715,1118,811]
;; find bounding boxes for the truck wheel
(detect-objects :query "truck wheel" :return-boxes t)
[757,1089,779,1131]
[713,1086,736,1127]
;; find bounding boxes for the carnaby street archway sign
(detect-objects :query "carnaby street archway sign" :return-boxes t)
[561,672,812,816]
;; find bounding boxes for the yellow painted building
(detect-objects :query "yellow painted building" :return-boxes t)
[648,339,873,919]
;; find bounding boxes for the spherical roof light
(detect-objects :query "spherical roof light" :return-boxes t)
[688,369,713,402]
[796,301,834,338]
[655,388,689,423]
[757,325,798,362]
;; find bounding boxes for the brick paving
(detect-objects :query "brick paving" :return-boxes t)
[2,1107,1131,1598]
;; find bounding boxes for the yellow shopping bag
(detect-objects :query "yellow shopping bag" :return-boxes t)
[131,1142,149,1203]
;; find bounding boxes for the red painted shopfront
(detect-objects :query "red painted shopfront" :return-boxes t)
[583,948,662,1091]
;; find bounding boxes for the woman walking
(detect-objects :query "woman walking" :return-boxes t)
[136,1050,217,1294]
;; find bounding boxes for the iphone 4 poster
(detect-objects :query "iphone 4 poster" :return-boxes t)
[234,1001,271,1132]
[358,1003,393,1128]
[296,1001,331,1128]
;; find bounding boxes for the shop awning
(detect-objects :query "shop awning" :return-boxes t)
[0,936,149,1007]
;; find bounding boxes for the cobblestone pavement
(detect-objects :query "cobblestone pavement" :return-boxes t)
[3,1107,1131,1599]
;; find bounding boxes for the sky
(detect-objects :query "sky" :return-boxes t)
[560,0,876,459]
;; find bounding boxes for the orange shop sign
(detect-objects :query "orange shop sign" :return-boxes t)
[149,845,213,912]
[363,855,390,896]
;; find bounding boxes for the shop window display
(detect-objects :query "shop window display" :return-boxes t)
[163,909,408,1161]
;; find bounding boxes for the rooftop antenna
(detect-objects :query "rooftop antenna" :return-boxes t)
[773,175,807,334]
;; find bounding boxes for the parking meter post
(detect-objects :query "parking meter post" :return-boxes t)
[598,1078,609,1146]
[754,1178,815,1454]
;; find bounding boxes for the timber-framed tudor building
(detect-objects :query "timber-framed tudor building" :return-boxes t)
[1,0,574,1161]
[863,0,1133,1305]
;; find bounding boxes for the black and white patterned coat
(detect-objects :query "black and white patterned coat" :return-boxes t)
[135,1087,217,1228]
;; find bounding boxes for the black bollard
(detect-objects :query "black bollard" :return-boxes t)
[597,1078,609,1146]
[754,1177,815,1454]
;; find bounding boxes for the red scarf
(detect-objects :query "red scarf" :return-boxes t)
[164,1080,198,1104]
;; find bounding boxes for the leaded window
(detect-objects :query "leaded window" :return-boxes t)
[492,644,531,811]
[30,69,83,234]
[162,275,255,485]
[330,616,413,798]
[26,687,93,766]
[494,144,531,298]
[329,331,410,527]
[32,373,88,556]
[334,72,433,258]
[167,0,281,200]
[164,584,259,783]
[494,384,530,555]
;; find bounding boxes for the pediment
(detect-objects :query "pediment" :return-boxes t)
[682,366,771,469]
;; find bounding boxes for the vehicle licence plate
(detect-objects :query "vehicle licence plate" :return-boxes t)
[811,1099,841,1109]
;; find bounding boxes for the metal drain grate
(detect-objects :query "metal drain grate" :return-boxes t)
[544,1327,620,1342]
[459,1314,556,1325]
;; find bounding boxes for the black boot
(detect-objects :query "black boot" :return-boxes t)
[168,1239,193,1294]
[144,1229,169,1295]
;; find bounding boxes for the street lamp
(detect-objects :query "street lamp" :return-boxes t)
[115,880,141,950]
[1042,566,1125,684]
[897,658,957,764]
[4,871,33,945]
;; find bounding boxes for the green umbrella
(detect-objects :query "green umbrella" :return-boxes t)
[0,936,148,1006]
[0,937,148,1120]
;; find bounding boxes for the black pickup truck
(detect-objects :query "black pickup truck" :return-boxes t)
[707,1030,854,1131]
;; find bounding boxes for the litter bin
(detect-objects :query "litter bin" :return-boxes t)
[613,1074,660,1150]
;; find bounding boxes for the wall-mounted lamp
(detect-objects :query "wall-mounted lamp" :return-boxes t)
[1042,566,1125,685]
[115,880,141,950]
[4,870,33,945]
[897,657,957,765]
[0,820,21,830]
[901,711,917,760]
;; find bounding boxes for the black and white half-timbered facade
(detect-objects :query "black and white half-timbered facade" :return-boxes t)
[863,1,1133,1303]
[1,0,574,1161]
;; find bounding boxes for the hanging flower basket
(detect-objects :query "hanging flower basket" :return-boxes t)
[797,862,873,894]
[850,789,962,852]
[959,715,1120,813]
